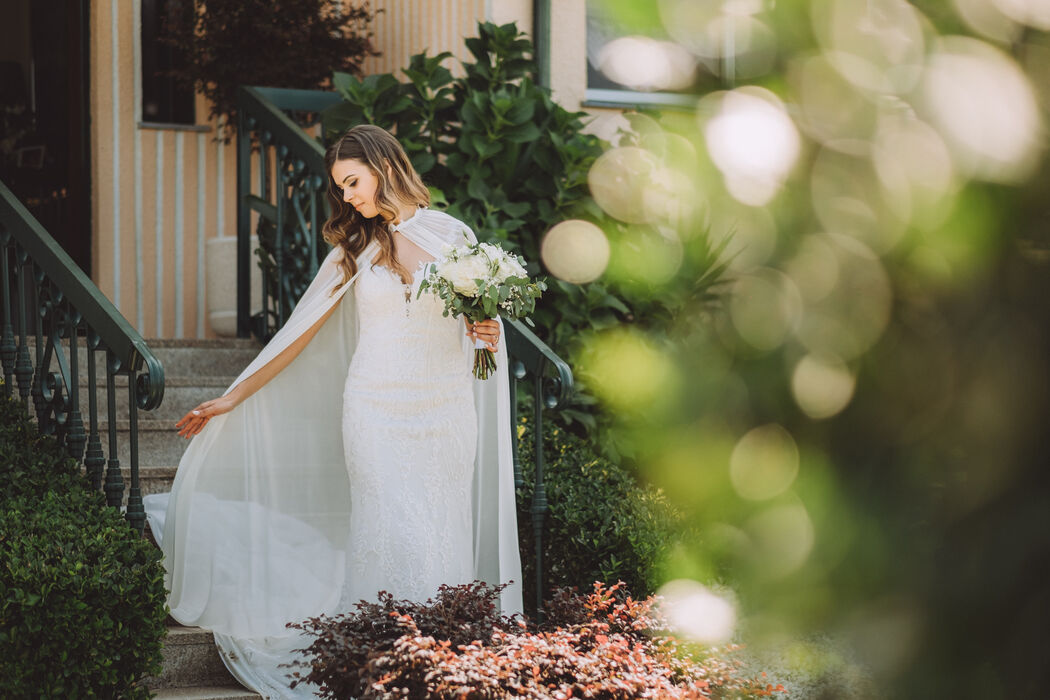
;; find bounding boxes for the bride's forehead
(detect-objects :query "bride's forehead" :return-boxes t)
[331,158,371,182]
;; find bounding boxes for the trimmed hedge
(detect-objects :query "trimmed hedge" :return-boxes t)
[516,412,683,606]
[0,396,168,698]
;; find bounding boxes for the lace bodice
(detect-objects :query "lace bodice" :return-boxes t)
[349,261,469,381]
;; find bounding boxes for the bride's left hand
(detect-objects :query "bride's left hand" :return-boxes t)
[465,317,500,352]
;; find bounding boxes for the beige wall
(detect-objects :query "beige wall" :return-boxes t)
[89,0,617,339]
[91,0,237,339]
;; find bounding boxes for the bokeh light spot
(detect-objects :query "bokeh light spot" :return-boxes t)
[656,579,737,644]
[991,0,1050,30]
[540,220,611,284]
[588,146,662,224]
[730,424,800,500]
[791,354,857,419]
[730,269,803,351]
[793,235,892,360]
[747,501,816,577]
[920,36,1043,183]
[813,0,926,94]
[702,88,800,206]
[598,36,698,92]
[579,328,679,414]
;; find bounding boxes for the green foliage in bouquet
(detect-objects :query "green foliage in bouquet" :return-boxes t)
[0,397,168,698]
[417,238,546,324]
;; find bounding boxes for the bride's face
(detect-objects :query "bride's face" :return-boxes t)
[331,158,381,219]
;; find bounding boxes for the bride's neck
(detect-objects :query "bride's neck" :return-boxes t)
[387,201,420,226]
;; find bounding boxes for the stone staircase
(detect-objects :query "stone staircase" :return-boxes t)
[86,339,265,699]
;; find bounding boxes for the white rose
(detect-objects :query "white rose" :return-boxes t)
[445,254,490,296]
[495,252,527,282]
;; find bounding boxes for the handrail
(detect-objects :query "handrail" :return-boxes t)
[234,86,575,616]
[0,180,165,532]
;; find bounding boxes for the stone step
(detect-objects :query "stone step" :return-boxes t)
[22,337,262,380]
[72,375,235,422]
[116,464,178,498]
[151,688,261,700]
[145,626,247,692]
[99,419,189,467]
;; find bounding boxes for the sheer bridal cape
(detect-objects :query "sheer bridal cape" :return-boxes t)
[143,208,522,697]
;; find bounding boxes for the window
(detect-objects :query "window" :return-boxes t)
[584,1,717,109]
[140,0,195,125]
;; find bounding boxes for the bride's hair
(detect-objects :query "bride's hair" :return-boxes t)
[322,124,430,287]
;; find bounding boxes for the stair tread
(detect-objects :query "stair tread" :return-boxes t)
[165,625,215,644]
[77,376,237,387]
[143,338,262,349]
[150,686,260,699]
[98,419,194,430]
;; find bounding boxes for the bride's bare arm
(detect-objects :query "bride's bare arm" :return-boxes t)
[175,302,341,438]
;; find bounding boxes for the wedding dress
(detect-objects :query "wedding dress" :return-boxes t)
[143,208,521,698]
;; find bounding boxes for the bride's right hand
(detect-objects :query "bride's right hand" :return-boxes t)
[175,396,237,438]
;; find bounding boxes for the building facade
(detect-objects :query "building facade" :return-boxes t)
[5,0,623,340]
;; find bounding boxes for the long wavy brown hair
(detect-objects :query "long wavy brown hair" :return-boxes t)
[322,124,430,288]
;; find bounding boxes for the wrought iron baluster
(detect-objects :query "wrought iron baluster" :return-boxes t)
[0,229,14,395]
[259,132,273,334]
[274,146,286,329]
[65,305,86,463]
[84,331,105,490]
[104,349,124,508]
[510,359,526,489]
[126,375,144,533]
[13,245,33,405]
[308,173,320,277]
[31,263,44,420]
[531,361,550,619]
[237,114,255,338]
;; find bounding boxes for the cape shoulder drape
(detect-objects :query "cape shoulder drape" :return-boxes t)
[143,208,521,697]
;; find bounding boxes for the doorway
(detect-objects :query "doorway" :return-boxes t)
[0,0,92,274]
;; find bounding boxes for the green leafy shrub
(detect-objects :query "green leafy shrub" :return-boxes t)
[0,396,82,500]
[291,581,781,699]
[0,396,168,698]
[515,410,683,606]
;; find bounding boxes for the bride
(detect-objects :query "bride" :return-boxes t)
[143,125,522,698]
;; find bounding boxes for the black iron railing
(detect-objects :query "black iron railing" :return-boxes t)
[235,85,573,615]
[0,181,164,533]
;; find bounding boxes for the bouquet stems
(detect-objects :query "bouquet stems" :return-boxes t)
[474,346,497,380]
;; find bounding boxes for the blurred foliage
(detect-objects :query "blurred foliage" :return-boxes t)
[586,0,1050,697]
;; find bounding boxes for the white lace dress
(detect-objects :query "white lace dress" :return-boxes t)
[338,261,477,607]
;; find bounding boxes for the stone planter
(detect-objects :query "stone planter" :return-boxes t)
[206,235,261,337]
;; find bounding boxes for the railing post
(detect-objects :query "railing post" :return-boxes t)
[65,307,86,463]
[0,228,14,395]
[13,247,33,405]
[126,376,144,533]
[237,110,253,338]
[104,349,124,508]
[510,359,525,489]
[531,364,549,619]
[274,145,286,329]
[84,331,105,491]
[30,265,44,421]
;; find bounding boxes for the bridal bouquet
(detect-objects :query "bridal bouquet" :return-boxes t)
[418,234,546,379]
